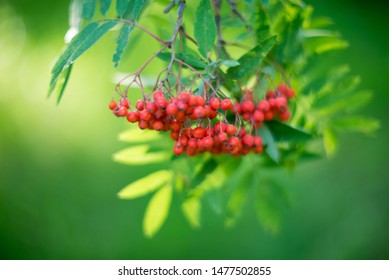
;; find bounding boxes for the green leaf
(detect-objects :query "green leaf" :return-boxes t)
[118,170,173,199]
[194,0,217,57]
[331,117,379,135]
[116,0,129,17]
[323,128,337,157]
[157,52,207,69]
[220,60,240,68]
[113,145,170,165]
[55,65,73,104]
[266,121,312,142]
[258,124,279,163]
[118,128,163,143]
[255,180,290,234]
[182,197,201,228]
[123,0,145,21]
[113,24,133,67]
[99,0,112,16]
[49,21,117,100]
[143,183,173,238]
[82,0,96,21]
[226,35,277,79]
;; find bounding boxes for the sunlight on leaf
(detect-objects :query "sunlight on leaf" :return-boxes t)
[118,129,163,143]
[182,197,201,228]
[143,183,173,238]
[113,145,170,165]
[118,170,172,199]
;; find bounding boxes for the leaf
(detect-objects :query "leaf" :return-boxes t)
[194,0,217,57]
[315,39,349,53]
[258,124,279,163]
[49,21,117,99]
[157,52,207,69]
[113,145,170,165]
[182,197,201,228]
[118,128,163,143]
[123,0,145,21]
[323,128,337,157]
[118,170,173,199]
[226,35,277,79]
[255,180,290,234]
[220,60,240,67]
[116,0,129,17]
[225,174,250,228]
[99,0,112,16]
[331,117,379,135]
[56,65,73,104]
[266,121,312,142]
[113,24,133,67]
[143,183,173,238]
[82,0,96,21]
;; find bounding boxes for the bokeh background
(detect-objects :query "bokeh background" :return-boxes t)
[0,0,388,259]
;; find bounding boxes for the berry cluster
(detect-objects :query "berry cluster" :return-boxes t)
[109,84,295,156]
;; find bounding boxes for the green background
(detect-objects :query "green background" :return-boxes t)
[0,0,388,259]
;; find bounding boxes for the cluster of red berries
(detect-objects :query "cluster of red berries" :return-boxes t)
[109,84,295,156]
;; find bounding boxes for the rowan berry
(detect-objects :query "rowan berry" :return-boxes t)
[220,99,232,110]
[120,98,130,108]
[226,124,237,135]
[203,136,214,149]
[209,97,220,110]
[135,100,145,111]
[109,100,118,110]
[126,111,140,123]
[173,143,184,155]
[193,127,205,138]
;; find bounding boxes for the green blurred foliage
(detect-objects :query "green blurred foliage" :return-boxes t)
[0,0,388,259]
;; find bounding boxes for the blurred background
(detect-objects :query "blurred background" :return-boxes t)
[0,0,388,259]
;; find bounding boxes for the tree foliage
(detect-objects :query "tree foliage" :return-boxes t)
[50,0,378,237]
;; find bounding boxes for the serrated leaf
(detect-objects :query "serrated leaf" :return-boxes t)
[82,0,96,21]
[118,170,172,199]
[99,0,111,16]
[226,35,277,79]
[49,21,117,100]
[118,128,163,143]
[113,24,133,67]
[123,0,145,21]
[56,65,73,104]
[182,197,201,228]
[116,0,129,17]
[143,183,173,238]
[258,124,279,163]
[194,0,217,57]
[113,145,170,165]
[266,121,312,142]
[331,117,379,135]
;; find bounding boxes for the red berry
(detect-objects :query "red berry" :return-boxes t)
[173,143,184,155]
[179,92,190,103]
[151,119,164,131]
[214,122,227,132]
[264,110,275,121]
[109,100,117,110]
[266,90,276,100]
[169,120,181,132]
[229,136,240,147]
[277,84,288,95]
[177,101,188,112]
[285,88,295,99]
[258,100,270,112]
[170,131,179,140]
[275,97,288,112]
[166,103,179,115]
[120,98,130,108]
[209,98,220,110]
[226,124,237,135]
[203,136,214,149]
[196,96,206,106]
[205,127,215,137]
[117,106,127,117]
[217,132,228,142]
[154,109,165,119]
[242,112,251,121]
[138,120,149,130]
[193,127,205,138]
[153,90,164,100]
[188,94,198,107]
[241,101,255,113]
[193,106,204,118]
[179,135,189,147]
[242,135,254,147]
[126,111,140,123]
[135,100,145,111]
[188,138,197,149]
[253,136,263,147]
[146,102,157,113]
[278,110,291,121]
[139,110,153,121]
[252,110,264,122]
[156,97,168,109]
[220,99,232,110]
[232,103,241,114]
